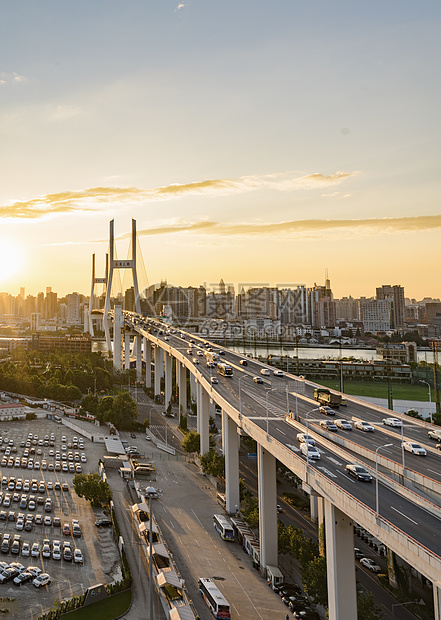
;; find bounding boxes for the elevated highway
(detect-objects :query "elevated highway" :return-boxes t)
[110,310,441,619]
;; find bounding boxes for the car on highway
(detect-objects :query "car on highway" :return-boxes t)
[299,444,320,460]
[402,441,427,456]
[345,464,373,482]
[296,433,315,445]
[319,406,335,416]
[382,417,402,427]
[253,376,264,384]
[273,370,284,377]
[319,420,338,432]
[335,419,352,430]
[260,368,271,376]
[354,548,364,559]
[210,377,218,384]
[192,358,199,364]
[428,429,441,441]
[340,398,348,406]
[359,558,381,573]
[239,359,248,366]
[354,421,374,432]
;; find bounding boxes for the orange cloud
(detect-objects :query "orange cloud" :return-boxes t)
[0,170,358,219]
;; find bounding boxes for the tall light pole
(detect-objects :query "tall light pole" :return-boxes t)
[238,375,246,418]
[265,388,278,438]
[400,412,405,473]
[145,486,156,620]
[420,380,432,423]
[375,444,393,518]
[304,408,320,473]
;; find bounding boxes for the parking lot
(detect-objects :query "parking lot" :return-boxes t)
[0,418,121,619]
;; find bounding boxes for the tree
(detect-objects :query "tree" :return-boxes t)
[111,391,138,429]
[301,555,328,607]
[200,449,225,478]
[181,431,200,453]
[97,395,114,422]
[73,473,112,507]
[82,393,99,416]
[357,589,384,620]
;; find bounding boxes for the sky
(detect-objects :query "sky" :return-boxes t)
[1,1,440,300]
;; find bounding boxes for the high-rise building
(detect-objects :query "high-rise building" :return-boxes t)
[360,299,393,333]
[376,285,405,330]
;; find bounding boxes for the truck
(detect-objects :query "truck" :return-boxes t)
[313,388,342,408]
[205,350,219,367]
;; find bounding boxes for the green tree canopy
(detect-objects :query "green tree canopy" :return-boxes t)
[200,449,225,478]
[111,391,138,429]
[181,430,200,453]
[73,473,112,507]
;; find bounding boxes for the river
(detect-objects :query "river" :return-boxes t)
[92,339,440,363]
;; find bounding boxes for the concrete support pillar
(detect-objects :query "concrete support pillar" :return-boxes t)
[154,347,163,397]
[190,373,197,408]
[178,362,187,415]
[317,496,325,556]
[165,352,172,410]
[257,444,278,569]
[221,410,227,455]
[310,494,319,523]
[135,336,142,380]
[198,383,210,455]
[113,306,123,372]
[432,584,441,620]
[144,338,151,389]
[124,332,131,371]
[224,415,240,515]
[324,500,357,620]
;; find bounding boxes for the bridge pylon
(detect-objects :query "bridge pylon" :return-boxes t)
[104,219,141,352]
[88,253,108,337]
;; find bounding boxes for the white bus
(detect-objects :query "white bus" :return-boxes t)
[217,363,233,377]
[198,577,231,619]
[213,514,234,541]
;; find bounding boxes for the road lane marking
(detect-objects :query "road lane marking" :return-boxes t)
[327,456,343,466]
[427,468,441,477]
[276,428,286,436]
[336,471,355,483]
[286,444,300,452]
[191,509,203,527]
[390,507,418,524]
[317,466,337,478]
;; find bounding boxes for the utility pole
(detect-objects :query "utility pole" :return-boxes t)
[433,341,440,415]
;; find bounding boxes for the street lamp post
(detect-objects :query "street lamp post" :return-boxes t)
[400,411,405,473]
[420,380,432,423]
[375,443,393,518]
[304,408,320,473]
[392,599,425,618]
[145,486,156,620]
[238,375,246,418]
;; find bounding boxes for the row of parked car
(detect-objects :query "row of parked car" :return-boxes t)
[0,532,83,563]
[0,561,52,588]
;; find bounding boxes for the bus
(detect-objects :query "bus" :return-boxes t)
[217,363,233,377]
[198,578,231,619]
[213,514,234,541]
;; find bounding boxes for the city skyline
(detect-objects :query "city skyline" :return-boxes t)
[1,2,440,298]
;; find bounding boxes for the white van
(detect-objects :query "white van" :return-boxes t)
[260,368,271,376]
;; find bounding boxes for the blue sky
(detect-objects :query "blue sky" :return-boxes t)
[0,1,440,299]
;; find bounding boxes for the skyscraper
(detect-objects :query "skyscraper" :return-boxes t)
[376,285,405,330]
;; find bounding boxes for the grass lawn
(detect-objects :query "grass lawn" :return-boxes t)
[63,590,131,620]
[318,379,430,401]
